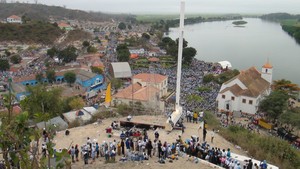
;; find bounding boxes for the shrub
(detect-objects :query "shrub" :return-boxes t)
[91,111,116,122]
[68,119,81,128]
[203,111,220,129]
[220,125,300,169]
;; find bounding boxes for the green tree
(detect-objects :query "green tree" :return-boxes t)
[82,40,90,47]
[0,111,41,169]
[91,66,103,74]
[128,24,132,30]
[176,38,188,48]
[64,72,76,86]
[182,47,197,64]
[259,90,289,119]
[35,72,44,83]
[87,46,98,53]
[20,85,63,118]
[214,69,240,84]
[58,45,78,63]
[272,79,300,99]
[279,108,300,131]
[4,49,11,56]
[10,54,22,64]
[47,47,58,58]
[118,22,126,30]
[111,78,122,91]
[142,33,150,40]
[68,97,85,110]
[0,59,10,71]
[203,74,215,83]
[116,44,130,62]
[46,69,56,84]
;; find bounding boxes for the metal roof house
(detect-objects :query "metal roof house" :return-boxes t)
[109,62,132,79]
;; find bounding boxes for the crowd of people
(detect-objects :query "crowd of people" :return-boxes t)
[0,48,48,83]
[131,58,222,116]
[47,124,269,169]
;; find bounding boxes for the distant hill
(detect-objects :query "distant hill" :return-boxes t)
[0,21,64,44]
[0,3,127,22]
[261,13,300,21]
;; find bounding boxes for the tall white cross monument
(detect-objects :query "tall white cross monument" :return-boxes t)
[165,0,185,131]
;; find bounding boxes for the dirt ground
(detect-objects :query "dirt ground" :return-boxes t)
[53,115,248,169]
[69,156,219,169]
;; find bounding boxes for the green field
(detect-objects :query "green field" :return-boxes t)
[280,19,300,27]
[136,13,239,22]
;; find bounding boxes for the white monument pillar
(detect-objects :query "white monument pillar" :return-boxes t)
[175,0,185,108]
[166,0,185,131]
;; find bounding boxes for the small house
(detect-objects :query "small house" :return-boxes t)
[7,15,22,24]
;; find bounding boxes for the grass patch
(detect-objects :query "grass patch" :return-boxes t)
[280,19,300,27]
[136,14,236,23]
[197,86,212,92]
[136,14,180,22]
[220,126,300,169]
[91,111,117,122]
[203,112,300,168]
[203,111,220,130]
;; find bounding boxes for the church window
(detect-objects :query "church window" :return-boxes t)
[222,95,225,99]
[231,96,235,101]
[249,100,253,105]
[242,99,246,103]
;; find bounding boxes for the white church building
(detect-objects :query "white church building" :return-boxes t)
[216,62,273,115]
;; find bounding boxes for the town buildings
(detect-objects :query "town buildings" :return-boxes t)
[113,73,168,112]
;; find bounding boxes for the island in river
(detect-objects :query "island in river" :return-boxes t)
[232,20,248,25]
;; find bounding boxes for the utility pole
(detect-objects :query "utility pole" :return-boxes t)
[8,77,12,123]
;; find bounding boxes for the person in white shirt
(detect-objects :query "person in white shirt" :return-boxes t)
[211,129,215,143]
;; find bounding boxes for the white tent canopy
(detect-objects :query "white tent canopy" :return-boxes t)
[110,62,132,78]
[218,61,232,69]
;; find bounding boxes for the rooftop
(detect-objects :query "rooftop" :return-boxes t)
[263,61,273,69]
[133,73,167,83]
[7,15,21,20]
[77,69,97,81]
[11,83,26,93]
[114,83,160,101]
[221,67,270,97]
[58,22,71,28]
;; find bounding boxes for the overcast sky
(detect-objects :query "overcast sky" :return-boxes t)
[29,0,300,14]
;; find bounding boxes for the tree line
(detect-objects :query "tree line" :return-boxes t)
[158,37,197,65]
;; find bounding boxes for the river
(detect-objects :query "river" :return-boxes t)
[168,18,300,85]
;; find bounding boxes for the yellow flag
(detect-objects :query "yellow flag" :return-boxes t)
[105,82,111,104]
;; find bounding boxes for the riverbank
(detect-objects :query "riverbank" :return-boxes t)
[168,18,300,85]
